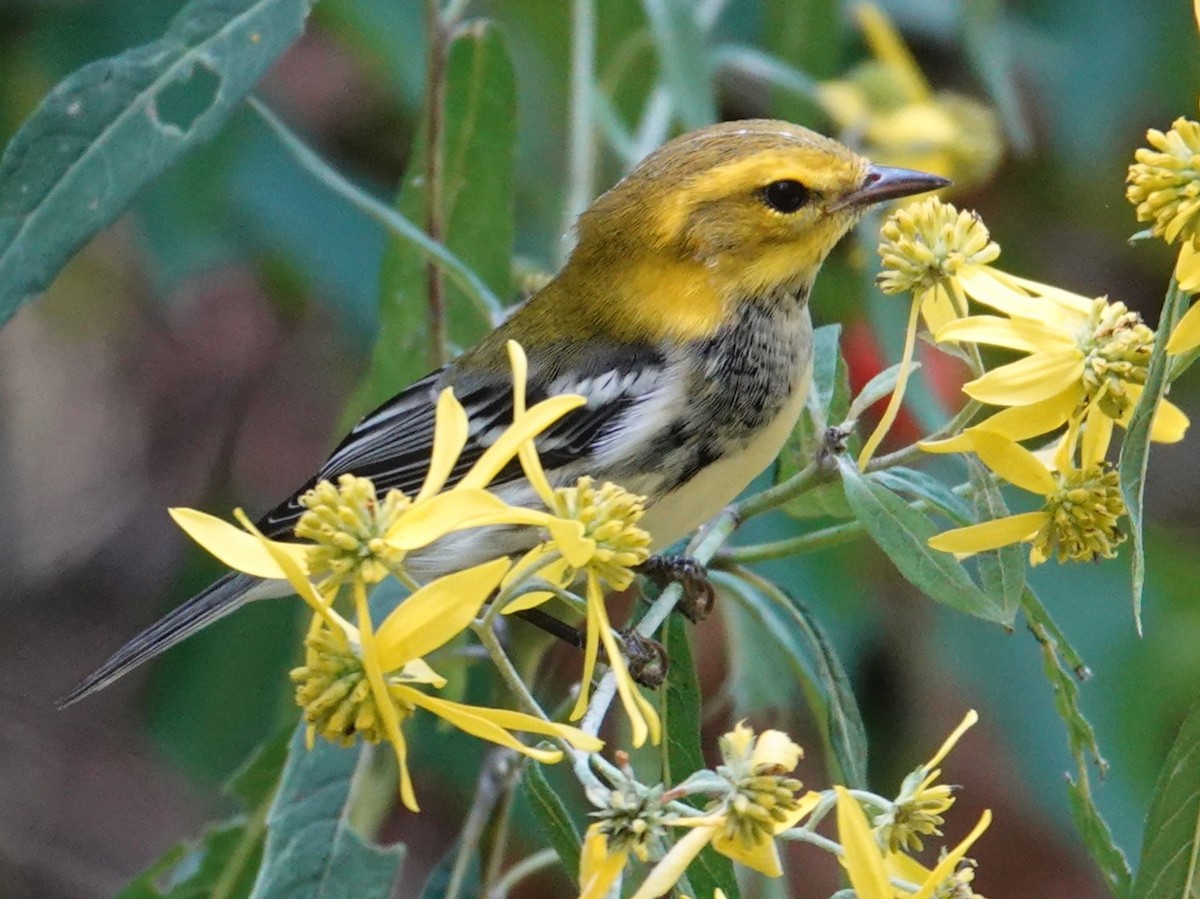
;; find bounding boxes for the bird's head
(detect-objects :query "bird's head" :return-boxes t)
[562,119,948,340]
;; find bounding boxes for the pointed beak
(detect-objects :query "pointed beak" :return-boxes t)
[832,164,951,211]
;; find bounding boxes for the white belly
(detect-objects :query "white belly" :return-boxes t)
[638,354,813,549]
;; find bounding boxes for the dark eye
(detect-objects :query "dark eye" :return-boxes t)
[762,179,810,213]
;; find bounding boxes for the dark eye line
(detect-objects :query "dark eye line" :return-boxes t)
[761,179,812,214]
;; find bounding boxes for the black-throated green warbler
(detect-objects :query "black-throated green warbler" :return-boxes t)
[63,119,946,705]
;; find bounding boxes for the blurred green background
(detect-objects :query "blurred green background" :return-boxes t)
[2,0,1199,896]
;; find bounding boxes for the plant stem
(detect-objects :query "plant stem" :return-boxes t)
[445,749,517,899]
[424,0,449,367]
[715,519,864,565]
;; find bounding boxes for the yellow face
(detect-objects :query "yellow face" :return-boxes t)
[576,120,873,300]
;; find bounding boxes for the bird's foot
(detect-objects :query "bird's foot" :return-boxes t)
[618,630,668,688]
[639,554,715,623]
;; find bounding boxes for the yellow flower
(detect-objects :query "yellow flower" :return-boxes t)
[875,711,977,854]
[860,197,1002,466]
[579,781,670,899]
[836,787,992,899]
[928,412,1128,565]
[629,724,818,898]
[817,3,1002,190]
[267,523,602,812]
[500,342,661,747]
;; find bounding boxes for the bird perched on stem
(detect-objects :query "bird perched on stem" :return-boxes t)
[62,119,946,706]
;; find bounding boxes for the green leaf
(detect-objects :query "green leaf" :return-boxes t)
[1119,279,1191,633]
[1022,589,1132,897]
[1132,695,1200,899]
[250,729,405,899]
[521,761,583,881]
[966,458,1024,624]
[117,729,291,899]
[838,457,1007,623]
[0,0,316,329]
[718,571,868,789]
[348,20,516,421]
[640,0,716,129]
[778,324,855,520]
[872,466,974,525]
[659,616,741,899]
[846,360,921,424]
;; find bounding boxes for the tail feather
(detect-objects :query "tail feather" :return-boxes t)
[58,572,271,708]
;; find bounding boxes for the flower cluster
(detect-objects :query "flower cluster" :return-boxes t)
[170,341,659,810]
[866,195,1190,563]
[577,714,989,899]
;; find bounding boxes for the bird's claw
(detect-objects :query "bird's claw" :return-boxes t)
[619,630,668,688]
[640,554,716,623]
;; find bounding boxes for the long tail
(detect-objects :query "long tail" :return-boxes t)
[58,572,274,708]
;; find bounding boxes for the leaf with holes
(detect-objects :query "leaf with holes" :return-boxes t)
[0,0,317,329]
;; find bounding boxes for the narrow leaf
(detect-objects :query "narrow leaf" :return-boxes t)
[838,457,1006,623]
[846,361,921,424]
[718,571,868,789]
[1023,589,1132,896]
[660,616,741,898]
[872,466,974,524]
[0,0,316,328]
[250,729,404,899]
[522,762,583,880]
[1131,696,1200,899]
[1119,279,1191,632]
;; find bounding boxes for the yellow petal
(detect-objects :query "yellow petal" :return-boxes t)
[936,315,1075,353]
[385,489,556,550]
[968,431,1057,494]
[711,824,783,878]
[924,709,978,770]
[910,810,992,899]
[1166,300,1200,354]
[457,394,587,490]
[589,578,661,747]
[962,349,1083,406]
[919,283,958,335]
[860,295,922,467]
[751,729,803,773]
[1175,241,1200,292]
[169,507,306,579]
[546,519,596,568]
[580,826,628,899]
[927,511,1045,556]
[957,266,1052,320]
[835,787,893,899]
[972,387,1080,440]
[991,270,1094,316]
[374,557,510,670]
[1080,405,1115,471]
[415,388,470,503]
[1118,385,1191,443]
[395,657,446,687]
[398,687,564,763]
[630,825,716,899]
[230,510,335,622]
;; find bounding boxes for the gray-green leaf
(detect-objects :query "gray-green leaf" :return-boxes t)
[838,456,1007,623]
[0,0,316,329]
[249,729,404,899]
